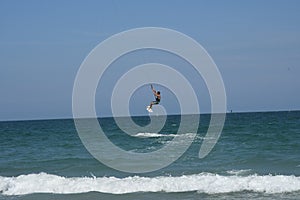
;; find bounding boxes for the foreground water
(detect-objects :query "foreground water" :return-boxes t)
[0,111,299,199]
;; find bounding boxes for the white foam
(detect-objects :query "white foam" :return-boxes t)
[133,132,195,138]
[226,169,252,175]
[1,172,300,195]
[134,132,177,138]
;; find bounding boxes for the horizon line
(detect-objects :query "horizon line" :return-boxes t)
[0,109,299,123]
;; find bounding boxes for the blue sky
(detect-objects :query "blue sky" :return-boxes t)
[1,0,300,121]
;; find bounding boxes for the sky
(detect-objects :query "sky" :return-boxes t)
[1,0,300,121]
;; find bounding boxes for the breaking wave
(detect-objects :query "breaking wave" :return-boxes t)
[1,172,300,195]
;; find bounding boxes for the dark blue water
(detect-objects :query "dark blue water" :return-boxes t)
[0,111,300,199]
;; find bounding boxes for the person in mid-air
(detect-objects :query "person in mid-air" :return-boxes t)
[148,84,161,110]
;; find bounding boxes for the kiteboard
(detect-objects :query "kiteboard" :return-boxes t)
[146,106,153,113]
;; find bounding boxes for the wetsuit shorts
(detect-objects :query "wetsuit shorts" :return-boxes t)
[152,97,160,105]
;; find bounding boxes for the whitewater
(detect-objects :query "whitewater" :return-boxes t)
[1,172,300,196]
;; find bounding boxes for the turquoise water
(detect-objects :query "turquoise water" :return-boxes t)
[0,111,300,199]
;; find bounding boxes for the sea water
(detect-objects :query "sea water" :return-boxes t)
[0,111,300,199]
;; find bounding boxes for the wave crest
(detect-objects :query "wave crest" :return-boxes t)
[133,132,195,138]
[1,172,300,195]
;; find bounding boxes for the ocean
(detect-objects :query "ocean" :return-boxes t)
[0,111,300,199]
